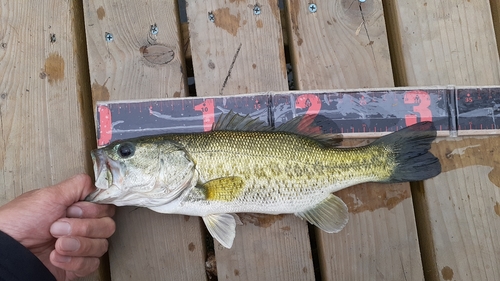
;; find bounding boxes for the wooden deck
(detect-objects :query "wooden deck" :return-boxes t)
[1,0,499,280]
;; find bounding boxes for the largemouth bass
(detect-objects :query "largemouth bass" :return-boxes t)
[87,112,441,248]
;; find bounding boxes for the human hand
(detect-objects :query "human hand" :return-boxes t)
[0,174,116,281]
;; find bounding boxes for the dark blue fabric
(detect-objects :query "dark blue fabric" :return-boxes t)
[0,230,55,281]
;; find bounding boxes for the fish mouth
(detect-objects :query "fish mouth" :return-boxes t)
[86,148,166,206]
[86,147,198,207]
[85,188,104,202]
[91,149,112,188]
[86,149,119,203]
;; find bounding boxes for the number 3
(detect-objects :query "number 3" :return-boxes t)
[404,90,432,126]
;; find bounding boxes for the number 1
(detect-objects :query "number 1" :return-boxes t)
[194,99,215,132]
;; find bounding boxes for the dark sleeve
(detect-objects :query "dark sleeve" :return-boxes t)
[0,230,56,281]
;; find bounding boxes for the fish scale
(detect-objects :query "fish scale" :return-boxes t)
[87,112,441,248]
[167,131,394,211]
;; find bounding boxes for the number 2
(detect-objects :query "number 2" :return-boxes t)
[295,94,321,130]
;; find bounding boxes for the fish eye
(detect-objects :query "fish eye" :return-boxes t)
[117,142,135,158]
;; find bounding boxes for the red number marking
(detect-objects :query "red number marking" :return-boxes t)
[359,96,367,105]
[254,100,261,110]
[404,90,432,126]
[295,94,321,132]
[194,99,215,132]
[465,93,473,103]
[97,105,112,146]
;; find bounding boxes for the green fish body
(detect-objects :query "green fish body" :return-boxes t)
[88,112,441,248]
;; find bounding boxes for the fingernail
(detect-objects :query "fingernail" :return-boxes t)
[50,222,71,236]
[67,206,83,218]
[53,254,71,263]
[60,237,80,252]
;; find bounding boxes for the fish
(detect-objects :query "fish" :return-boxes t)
[87,111,441,248]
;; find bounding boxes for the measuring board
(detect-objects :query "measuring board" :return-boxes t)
[95,86,500,147]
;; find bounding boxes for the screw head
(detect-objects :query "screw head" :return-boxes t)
[253,5,261,15]
[308,3,317,13]
[105,32,113,42]
[150,24,158,35]
[359,0,366,2]
[208,12,215,22]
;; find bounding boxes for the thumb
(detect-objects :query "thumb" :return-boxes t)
[47,174,95,206]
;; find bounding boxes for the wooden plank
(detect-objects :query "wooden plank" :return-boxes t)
[0,0,101,279]
[385,0,500,280]
[186,1,316,280]
[284,0,425,280]
[0,0,93,199]
[110,208,208,280]
[82,1,206,280]
[415,137,500,281]
[490,0,500,58]
[285,0,394,90]
[187,0,288,96]
[386,0,500,87]
[180,9,290,60]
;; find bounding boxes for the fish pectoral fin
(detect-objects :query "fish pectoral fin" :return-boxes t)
[295,194,349,233]
[203,177,245,201]
[203,214,236,248]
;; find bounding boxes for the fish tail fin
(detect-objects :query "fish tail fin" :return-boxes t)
[372,122,441,182]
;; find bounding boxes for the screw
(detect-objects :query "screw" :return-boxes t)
[208,12,215,22]
[50,33,56,43]
[253,5,261,15]
[105,32,113,42]
[150,24,158,35]
[308,3,317,13]
[359,0,366,2]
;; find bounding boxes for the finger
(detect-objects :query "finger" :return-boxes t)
[46,174,96,205]
[50,250,100,277]
[50,217,116,238]
[66,201,116,218]
[55,236,109,257]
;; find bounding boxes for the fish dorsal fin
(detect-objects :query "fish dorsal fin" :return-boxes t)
[295,194,349,233]
[212,111,272,132]
[203,176,245,201]
[276,113,320,134]
[203,214,236,248]
[277,114,342,147]
[213,111,341,147]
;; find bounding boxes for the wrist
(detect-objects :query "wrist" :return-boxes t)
[0,206,28,247]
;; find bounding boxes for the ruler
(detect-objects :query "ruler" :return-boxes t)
[95,86,500,147]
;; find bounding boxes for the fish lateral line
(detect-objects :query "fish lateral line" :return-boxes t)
[88,112,441,249]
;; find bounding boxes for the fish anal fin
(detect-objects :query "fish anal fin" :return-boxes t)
[204,176,245,201]
[203,214,236,248]
[296,194,349,233]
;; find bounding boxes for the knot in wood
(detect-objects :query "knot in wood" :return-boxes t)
[140,45,174,65]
